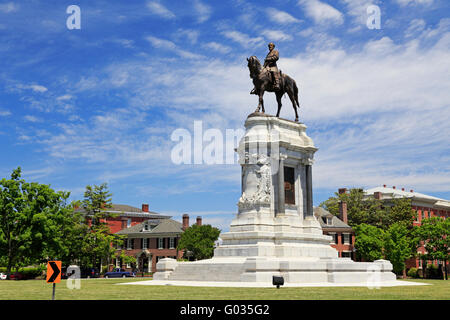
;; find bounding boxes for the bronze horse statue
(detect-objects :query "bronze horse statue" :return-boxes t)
[247,56,300,122]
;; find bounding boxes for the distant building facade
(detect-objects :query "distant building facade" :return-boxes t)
[314,205,355,260]
[364,186,450,271]
[76,203,201,273]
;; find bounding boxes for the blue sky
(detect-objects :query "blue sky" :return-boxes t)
[0,0,449,231]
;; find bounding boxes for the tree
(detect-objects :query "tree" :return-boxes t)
[0,167,72,278]
[383,222,416,277]
[177,224,220,260]
[415,217,449,280]
[319,188,415,229]
[319,188,384,228]
[353,223,385,262]
[78,183,125,270]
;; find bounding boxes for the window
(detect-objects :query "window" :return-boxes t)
[334,233,339,244]
[127,238,134,250]
[284,166,295,205]
[143,223,149,231]
[341,252,351,258]
[127,218,132,228]
[158,238,164,249]
[142,238,149,249]
[169,238,175,249]
[116,258,121,268]
[343,233,350,244]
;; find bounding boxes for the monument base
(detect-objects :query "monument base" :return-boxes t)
[154,256,396,284]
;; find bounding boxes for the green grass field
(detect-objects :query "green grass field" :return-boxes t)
[0,279,449,300]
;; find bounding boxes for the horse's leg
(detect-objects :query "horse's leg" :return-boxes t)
[258,90,265,113]
[276,91,282,117]
[287,89,299,122]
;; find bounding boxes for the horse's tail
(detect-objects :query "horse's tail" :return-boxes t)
[293,80,300,109]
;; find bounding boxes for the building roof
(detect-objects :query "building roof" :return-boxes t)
[364,187,450,209]
[75,203,172,219]
[313,206,352,230]
[116,218,183,238]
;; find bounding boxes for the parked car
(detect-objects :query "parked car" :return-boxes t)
[0,273,7,280]
[103,268,135,278]
[8,272,25,280]
[61,267,100,279]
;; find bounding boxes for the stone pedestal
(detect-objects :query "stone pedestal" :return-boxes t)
[153,113,396,285]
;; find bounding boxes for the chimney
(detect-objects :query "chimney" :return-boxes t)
[401,188,405,191]
[339,201,348,224]
[142,204,149,212]
[392,186,396,189]
[182,214,189,230]
[374,192,382,200]
[410,189,414,193]
[338,188,348,224]
[196,216,202,226]
[383,184,386,188]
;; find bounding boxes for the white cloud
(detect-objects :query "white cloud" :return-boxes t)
[298,0,344,25]
[266,8,301,24]
[395,0,434,6]
[202,42,231,54]
[0,2,18,13]
[405,19,426,38]
[56,94,73,101]
[0,109,11,116]
[193,0,212,23]
[146,35,203,59]
[340,0,380,27]
[24,115,41,123]
[262,30,293,42]
[222,30,264,48]
[16,84,48,93]
[146,1,175,19]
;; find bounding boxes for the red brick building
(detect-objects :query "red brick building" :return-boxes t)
[364,186,450,271]
[314,206,355,259]
[77,203,202,273]
[114,212,201,273]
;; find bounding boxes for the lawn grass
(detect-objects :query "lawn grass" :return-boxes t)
[0,279,449,300]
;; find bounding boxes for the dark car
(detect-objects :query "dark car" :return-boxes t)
[103,268,135,278]
[61,267,100,279]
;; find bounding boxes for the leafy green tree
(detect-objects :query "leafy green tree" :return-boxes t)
[353,223,385,262]
[415,217,449,280]
[320,188,415,229]
[383,222,417,277]
[177,224,220,260]
[0,167,72,277]
[78,183,125,270]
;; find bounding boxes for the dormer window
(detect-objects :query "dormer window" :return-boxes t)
[143,223,149,231]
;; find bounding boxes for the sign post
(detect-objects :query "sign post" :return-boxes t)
[46,261,62,300]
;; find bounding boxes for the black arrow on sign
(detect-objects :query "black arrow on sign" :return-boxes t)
[48,262,60,282]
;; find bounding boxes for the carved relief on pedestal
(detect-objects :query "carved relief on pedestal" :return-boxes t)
[238,153,272,210]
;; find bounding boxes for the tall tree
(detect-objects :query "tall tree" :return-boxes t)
[383,222,417,277]
[353,223,385,262]
[79,183,124,270]
[0,167,72,277]
[415,217,449,280]
[177,224,220,261]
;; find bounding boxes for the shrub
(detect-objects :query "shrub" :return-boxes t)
[425,264,441,279]
[407,267,419,278]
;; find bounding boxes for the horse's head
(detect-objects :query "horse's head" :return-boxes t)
[247,56,261,77]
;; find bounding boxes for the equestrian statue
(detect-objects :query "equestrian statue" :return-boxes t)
[247,42,300,122]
